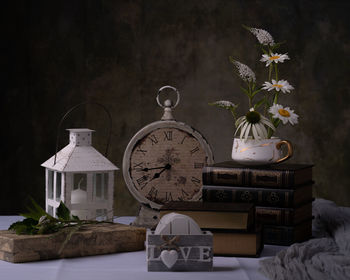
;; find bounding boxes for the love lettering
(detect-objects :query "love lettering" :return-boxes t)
[148,246,212,262]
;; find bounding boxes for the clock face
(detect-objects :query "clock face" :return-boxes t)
[128,127,208,205]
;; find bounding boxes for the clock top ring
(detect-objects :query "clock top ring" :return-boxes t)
[156,85,180,109]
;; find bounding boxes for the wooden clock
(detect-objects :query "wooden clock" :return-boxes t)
[123,86,214,225]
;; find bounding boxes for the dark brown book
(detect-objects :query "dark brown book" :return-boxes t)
[202,183,313,208]
[256,202,313,226]
[160,201,254,230]
[212,229,263,257]
[202,161,313,188]
[262,219,312,246]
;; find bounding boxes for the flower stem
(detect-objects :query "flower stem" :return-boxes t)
[274,64,278,81]
[268,64,272,81]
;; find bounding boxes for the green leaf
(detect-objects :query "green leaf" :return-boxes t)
[9,218,38,235]
[239,86,250,96]
[21,197,49,221]
[271,41,286,51]
[56,202,72,220]
[254,98,266,109]
[273,118,281,127]
[261,47,269,55]
[37,222,61,235]
[251,88,262,98]
[72,215,80,221]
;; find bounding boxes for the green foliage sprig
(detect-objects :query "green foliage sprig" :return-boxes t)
[8,198,111,235]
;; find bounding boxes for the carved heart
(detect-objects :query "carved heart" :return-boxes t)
[160,250,178,269]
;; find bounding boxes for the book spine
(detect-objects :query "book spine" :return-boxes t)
[256,207,295,226]
[202,186,295,207]
[263,225,295,246]
[262,223,312,246]
[202,167,296,188]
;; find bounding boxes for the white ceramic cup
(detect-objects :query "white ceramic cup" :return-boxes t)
[231,137,293,166]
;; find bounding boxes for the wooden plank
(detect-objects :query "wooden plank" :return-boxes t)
[0,223,146,263]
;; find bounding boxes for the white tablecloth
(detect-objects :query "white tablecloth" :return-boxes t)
[0,216,285,280]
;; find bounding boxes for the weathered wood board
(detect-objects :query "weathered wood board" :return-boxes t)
[0,223,146,263]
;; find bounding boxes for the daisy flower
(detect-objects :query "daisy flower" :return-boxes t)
[247,27,275,46]
[262,79,294,93]
[235,108,275,140]
[230,58,256,83]
[269,104,299,125]
[260,53,290,67]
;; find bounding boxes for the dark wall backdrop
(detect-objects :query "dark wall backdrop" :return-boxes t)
[2,0,350,215]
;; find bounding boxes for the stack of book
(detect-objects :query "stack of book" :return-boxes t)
[160,201,263,257]
[202,161,314,246]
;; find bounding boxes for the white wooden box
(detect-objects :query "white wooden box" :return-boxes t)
[146,213,213,272]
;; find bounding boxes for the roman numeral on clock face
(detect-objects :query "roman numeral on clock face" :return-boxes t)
[163,131,173,141]
[136,147,147,156]
[181,188,189,197]
[165,192,174,202]
[190,146,199,155]
[147,187,158,200]
[180,135,187,144]
[149,135,158,145]
[136,175,148,189]
[191,176,200,186]
[133,162,143,170]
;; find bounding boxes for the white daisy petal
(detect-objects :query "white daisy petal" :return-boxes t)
[255,122,267,139]
[261,118,276,130]
[240,121,249,139]
[235,120,246,135]
[262,79,294,93]
[269,104,299,125]
[252,124,259,140]
[261,124,269,138]
[261,53,290,67]
[235,116,245,127]
[244,123,251,140]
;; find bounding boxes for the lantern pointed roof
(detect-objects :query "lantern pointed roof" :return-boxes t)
[41,129,118,172]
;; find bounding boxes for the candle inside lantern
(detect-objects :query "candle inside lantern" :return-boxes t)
[71,189,87,204]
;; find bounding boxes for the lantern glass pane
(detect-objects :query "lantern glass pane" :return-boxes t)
[95,174,102,198]
[48,170,54,199]
[73,173,87,191]
[96,209,107,221]
[56,172,62,202]
[48,206,54,216]
[104,173,109,200]
[93,173,108,200]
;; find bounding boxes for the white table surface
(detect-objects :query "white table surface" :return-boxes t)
[0,216,286,280]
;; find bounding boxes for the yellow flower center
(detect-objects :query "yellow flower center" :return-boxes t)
[272,84,283,88]
[269,55,280,60]
[278,108,290,117]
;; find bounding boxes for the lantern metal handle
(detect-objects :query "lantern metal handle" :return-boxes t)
[54,101,113,165]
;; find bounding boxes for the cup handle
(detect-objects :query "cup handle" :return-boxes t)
[275,140,293,163]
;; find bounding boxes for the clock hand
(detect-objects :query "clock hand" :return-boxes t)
[140,164,171,172]
[149,164,171,180]
[139,164,172,189]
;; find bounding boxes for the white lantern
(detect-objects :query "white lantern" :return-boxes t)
[41,128,119,220]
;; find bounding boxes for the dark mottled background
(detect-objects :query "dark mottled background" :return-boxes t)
[2,0,350,215]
